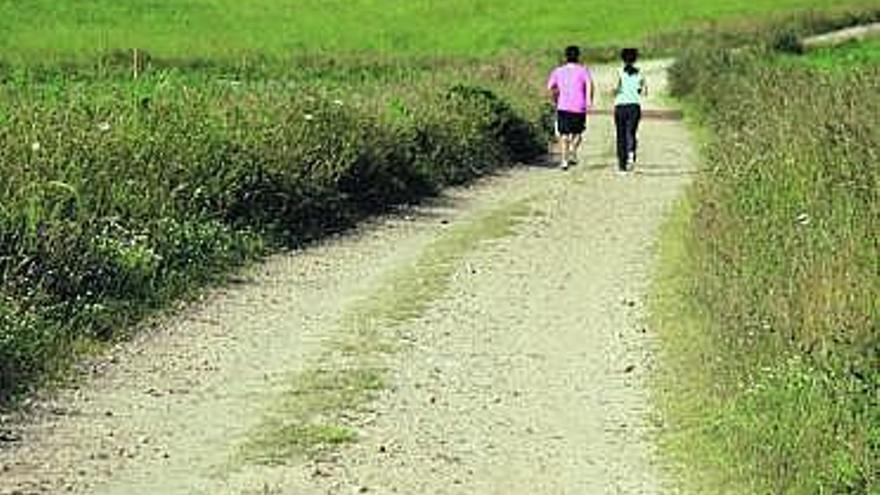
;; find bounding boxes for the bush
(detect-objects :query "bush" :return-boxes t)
[0,297,62,398]
[0,69,543,404]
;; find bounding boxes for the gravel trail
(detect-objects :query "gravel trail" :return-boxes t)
[0,61,695,495]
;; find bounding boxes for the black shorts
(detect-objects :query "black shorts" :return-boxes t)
[556,110,586,135]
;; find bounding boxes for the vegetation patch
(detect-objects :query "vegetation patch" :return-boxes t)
[798,37,880,69]
[656,14,879,494]
[240,368,383,464]
[0,62,546,405]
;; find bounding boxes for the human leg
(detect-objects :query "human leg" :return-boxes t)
[569,133,583,164]
[631,106,642,164]
[614,106,627,170]
[621,105,639,169]
[560,134,571,169]
[557,110,584,170]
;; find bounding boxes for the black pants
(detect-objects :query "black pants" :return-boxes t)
[614,104,641,170]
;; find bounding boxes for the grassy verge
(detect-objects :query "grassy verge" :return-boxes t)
[652,197,728,491]
[0,63,548,405]
[655,17,879,494]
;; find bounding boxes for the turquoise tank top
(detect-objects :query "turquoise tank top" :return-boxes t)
[614,68,643,106]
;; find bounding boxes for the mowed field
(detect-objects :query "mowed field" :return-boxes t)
[0,0,877,61]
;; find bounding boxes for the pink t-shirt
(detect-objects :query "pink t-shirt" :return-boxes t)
[547,63,592,113]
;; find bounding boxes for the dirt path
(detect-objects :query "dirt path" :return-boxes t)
[0,61,696,495]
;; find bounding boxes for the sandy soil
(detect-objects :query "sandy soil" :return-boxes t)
[0,61,695,495]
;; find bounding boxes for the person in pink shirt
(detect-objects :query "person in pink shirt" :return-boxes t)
[547,45,594,170]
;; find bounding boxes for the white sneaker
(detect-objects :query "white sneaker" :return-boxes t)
[560,160,569,170]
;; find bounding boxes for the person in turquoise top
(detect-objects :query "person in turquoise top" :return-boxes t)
[613,48,648,172]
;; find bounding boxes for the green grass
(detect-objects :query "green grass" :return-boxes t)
[240,368,381,464]
[651,197,734,492]
[659,26,879,494]
[801,37,880,69]
[654,197,879,494]
[1,0,877,63]
[0,64,548,404]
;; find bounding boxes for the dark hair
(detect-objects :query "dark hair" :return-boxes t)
[564,45,580,63]
[621,48,639,75]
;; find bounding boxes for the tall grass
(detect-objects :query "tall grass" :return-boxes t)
[0,63,547,403]
[1,0,878,63]
[658,25,879,494]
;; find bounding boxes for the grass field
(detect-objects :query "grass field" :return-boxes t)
[1,0,877,63]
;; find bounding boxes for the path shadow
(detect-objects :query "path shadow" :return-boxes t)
[526,154,561,169]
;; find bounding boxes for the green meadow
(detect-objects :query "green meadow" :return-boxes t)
[0,0,877,62]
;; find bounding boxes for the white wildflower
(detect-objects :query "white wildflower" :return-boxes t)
[97,121,111,132]
[30,141,41,152]
[795,212,810,226]
[333,99,344,106]
[304,113,315,121]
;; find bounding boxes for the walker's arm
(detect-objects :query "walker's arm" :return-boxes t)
[549,86,560,105]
